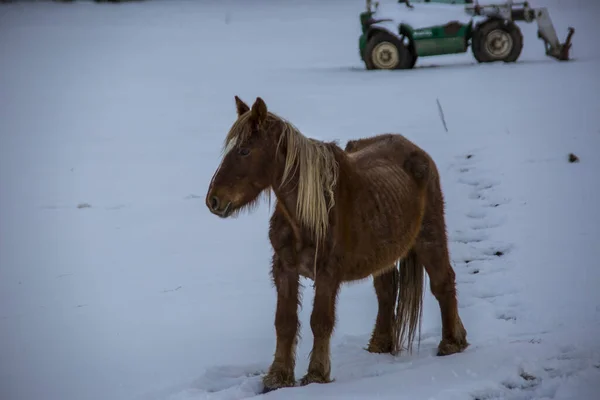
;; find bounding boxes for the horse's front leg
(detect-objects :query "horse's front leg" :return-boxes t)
[262,253,300,392]
[300,266,341,386]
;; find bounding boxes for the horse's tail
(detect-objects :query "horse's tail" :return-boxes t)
[403,150,430,189]
[389,150,428,355]
[392,248,424,356]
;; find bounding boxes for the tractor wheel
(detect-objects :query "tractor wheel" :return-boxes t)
[409,53,418,69]
[365,31,414,70]
[472,19,523,63]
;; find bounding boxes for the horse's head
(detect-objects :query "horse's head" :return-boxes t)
[206,96,277,218]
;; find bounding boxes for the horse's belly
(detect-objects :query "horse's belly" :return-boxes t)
[340,197,423,280]
[341,253,402,281]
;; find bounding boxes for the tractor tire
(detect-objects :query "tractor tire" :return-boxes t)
[365,31,414,70]
[409,54,418,69]
[471,19,523,63]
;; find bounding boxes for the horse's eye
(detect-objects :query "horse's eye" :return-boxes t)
[239,147,250,156]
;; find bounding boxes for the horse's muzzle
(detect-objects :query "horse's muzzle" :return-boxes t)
[207,195,233,218]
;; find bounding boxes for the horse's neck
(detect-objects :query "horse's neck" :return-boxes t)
[270,157,305,251]
[271,156,301,224]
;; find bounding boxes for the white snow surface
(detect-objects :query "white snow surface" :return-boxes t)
[1,0,599,399]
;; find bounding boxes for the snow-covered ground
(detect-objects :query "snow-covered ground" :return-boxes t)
[1,0,599,399]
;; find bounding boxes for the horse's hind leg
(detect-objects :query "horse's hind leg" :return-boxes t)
[415,200,468,356]
[416,237,468,355]
[367,267,398,353]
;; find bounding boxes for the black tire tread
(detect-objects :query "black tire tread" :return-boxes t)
[472,19,523,63]
[365,31,414,70]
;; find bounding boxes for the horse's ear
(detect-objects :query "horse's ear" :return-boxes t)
[250,97,268,126]
[234,96,250,116]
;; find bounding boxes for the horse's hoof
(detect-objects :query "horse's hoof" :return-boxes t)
[366,338,393,354]
[299,372,332,386]
[260,385,279,395]
[437,338,469,356]
[260,386,273,395]
[261,371,295,393]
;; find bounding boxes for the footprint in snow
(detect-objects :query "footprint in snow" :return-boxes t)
[500,368,541,391]
[466,210,487,220]
[455,254,495,266]
[496,309,518,322]
[470,217,505,230]
[481,243,513,257]
[451,230,490,244]
[468,191,486,200]
[474,288,517,300]
[457,176,499,189]
[482,196,511,208]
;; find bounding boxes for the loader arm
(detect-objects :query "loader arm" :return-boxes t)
[533,8,574,61]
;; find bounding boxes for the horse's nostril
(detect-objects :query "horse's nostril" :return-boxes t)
[210,196,220,211]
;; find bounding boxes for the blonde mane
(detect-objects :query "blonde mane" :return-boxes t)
[224,111,339,245]
[277,116,339,245]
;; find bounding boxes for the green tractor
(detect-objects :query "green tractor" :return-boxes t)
[358,0,575,70]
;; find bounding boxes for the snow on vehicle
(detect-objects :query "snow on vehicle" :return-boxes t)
[358,0,575,70]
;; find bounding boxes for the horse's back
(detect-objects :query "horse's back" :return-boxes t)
[345,133,434,183]
[346,133,429,161]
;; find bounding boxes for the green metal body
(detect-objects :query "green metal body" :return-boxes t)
[403,22,472,56]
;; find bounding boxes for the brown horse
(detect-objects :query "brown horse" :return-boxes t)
[205,96,468,392]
